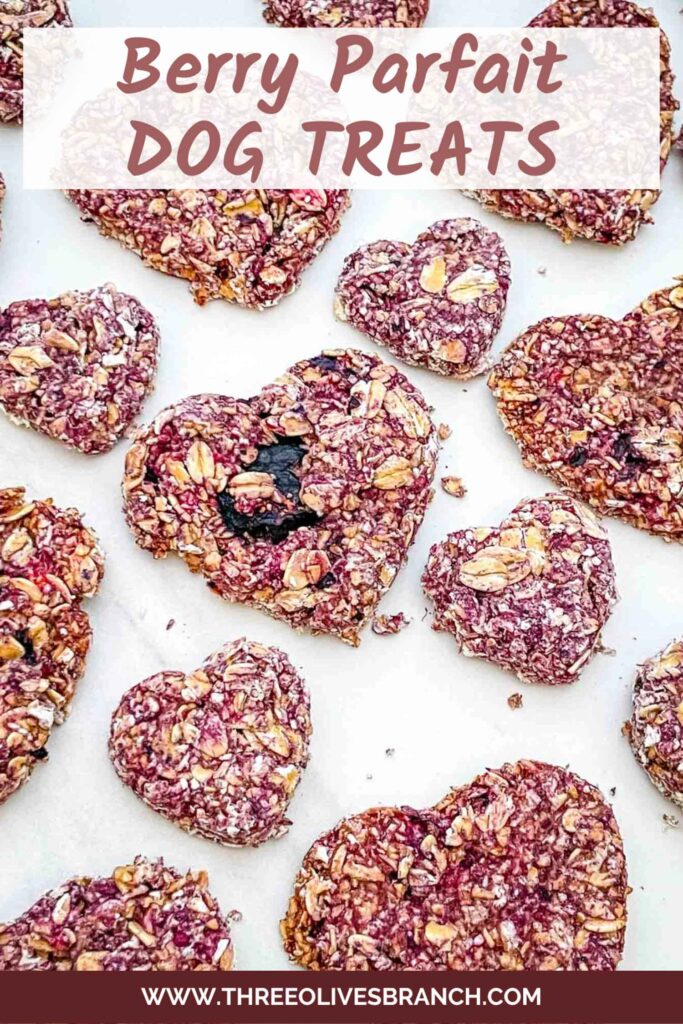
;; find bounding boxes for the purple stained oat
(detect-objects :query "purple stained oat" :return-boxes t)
[282,759,628,970]
[0,487,104,806]
[122,349,438,646]
[0,283,159,455]
[625,639,683,809]
[335,219,510,379]
[0,857,236,971]
[66,190,351,310]
[421,494,617,686]
[263,0,429,27]
[0,0,71,124]
[466,0,678,245]
[109,639,312,847]
[489,283,683,539]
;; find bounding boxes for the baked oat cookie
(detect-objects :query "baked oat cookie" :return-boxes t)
[263,0,429,27]
[110,639,311,847]
[0,0,71,124]
[625,639,683,809]
[122,349,438,645]
[0,284,159,454]
[335,219,510,379]
[65,190,351,309]
[466,0,678,245]
[421,494,617,686]
[0,857,236,970]
[489,282,683,539]
[0,486,103,805]
[282,759,628,970]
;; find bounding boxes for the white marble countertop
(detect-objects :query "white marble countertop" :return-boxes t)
[0,0,682,972]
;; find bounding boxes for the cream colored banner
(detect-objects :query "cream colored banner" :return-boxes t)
[23,27,661,189]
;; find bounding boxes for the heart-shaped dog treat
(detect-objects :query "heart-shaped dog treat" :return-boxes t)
[625,639,683,809]
[422,494,617,686]
[489,283,683,539]
[0,284,159,454]
[0,0,72,124]
[123,350,438,645]
[0,857,236,971]
[335,219,510,379]
[466,0,678,245]
[110,639,312,846]
[0,487,104,806]
[282,759,628,970]
[263,0,429,27]
[66,190,351,309]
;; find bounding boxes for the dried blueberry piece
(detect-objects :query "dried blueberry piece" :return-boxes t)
[249,437,306,499]
[568,446,588,467]
[14,630,36,665]
[309,355,341,373]
[217,437,319,543]
[612,433,647,471]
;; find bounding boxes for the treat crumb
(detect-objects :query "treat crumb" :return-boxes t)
[385,747,395,758]
[663,813,679,828]
[438,422,452,441]
[372,612,410,636]
[441,475,467,498]
[507,692,523,710]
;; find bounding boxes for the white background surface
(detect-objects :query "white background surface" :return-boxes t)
[0,0,682,973]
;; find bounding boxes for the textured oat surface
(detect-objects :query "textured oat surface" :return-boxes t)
[65,190,351,309]
[0,856,236,970]
[0,486,103,806]
[0,283,159,454]
[263,0,429,27]
[0,0,71,124]
[626,639,683,809]
[282,759,628,971]
[122,349,438,645]
[422,494,617,686]
[489,283,683,539]
[110,639,312,847]
[335,219,510,379]
[466,0,678,245]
